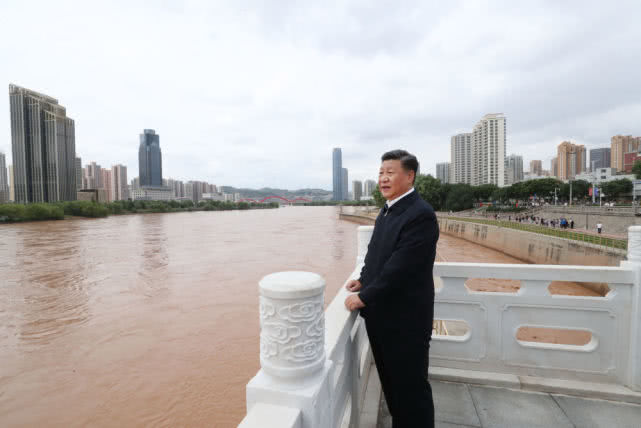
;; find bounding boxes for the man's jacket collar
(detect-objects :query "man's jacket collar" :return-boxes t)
[383,190,418,216]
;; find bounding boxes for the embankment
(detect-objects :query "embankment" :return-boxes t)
[437,217,626,267]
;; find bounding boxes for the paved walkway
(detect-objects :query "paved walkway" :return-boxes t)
[376,380,641,428]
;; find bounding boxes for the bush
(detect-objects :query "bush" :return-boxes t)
[0,204,27,221]
[0,203,63,221]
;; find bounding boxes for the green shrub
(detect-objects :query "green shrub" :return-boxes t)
[24,203,64,221]
[0,204,27,221]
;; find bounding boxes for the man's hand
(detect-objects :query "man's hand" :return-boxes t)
[345,279,362,292]
[345,294,365,311]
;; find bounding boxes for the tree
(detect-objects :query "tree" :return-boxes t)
[473,184,498,202]
[633,160,641,179]
[601,179,633,199]
[444,184,474,211]
[414,174,442,211]
[372,185,385,208]
[570,180,590,201]
[524,178,563,201]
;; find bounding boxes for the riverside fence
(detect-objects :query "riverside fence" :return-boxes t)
[239,225,641,427]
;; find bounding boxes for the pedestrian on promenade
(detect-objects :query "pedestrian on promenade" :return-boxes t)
[597,222,603,234]
[570,218,574,229]
[345,149,438,427]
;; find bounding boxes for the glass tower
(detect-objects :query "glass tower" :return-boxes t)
[332,148,342,201]
[9,84,77,203]
[138,129,163,187]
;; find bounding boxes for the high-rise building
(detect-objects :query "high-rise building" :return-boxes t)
[139,129,163,187]
[352,180,363,201]
[472,113,507,187]
[450,133,472,184]
[332,148,343,201]
[505,154,523,185]
[165,178,184,199]
[436,162,450,184]
[557,141,587,180]
[529,160,542,176]
[111,164,128,201]
[186,181,203,203]
[8,165,15,202]
[589,148,611,171]
[610,135,640,171]
[75,157,82,190]
[363,179,377,197]
[84,161,102,189]
[550,157,558,178]
[342,168,348,201]
[0,152,8,203]
[9,84,77,203]
[101,169,113,202]
[131,177,140,190]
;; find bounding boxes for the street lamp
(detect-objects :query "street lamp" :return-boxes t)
[569,180,573,206]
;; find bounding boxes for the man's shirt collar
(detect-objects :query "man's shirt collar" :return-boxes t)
[386,187,415,209]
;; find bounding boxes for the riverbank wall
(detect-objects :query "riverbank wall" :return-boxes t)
[437,217,626,267]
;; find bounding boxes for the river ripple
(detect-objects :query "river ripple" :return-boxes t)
[0,207,358,427]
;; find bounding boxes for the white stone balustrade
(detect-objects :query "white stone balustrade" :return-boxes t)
[240,225,641,427]
[239,226,375,428]
[259,271,326,379]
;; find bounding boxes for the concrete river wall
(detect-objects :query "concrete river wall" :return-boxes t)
[437,217,626,267]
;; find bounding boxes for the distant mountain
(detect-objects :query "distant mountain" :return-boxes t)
[220,187,332,200]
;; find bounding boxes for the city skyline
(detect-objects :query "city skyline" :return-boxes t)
[0,2,640,189]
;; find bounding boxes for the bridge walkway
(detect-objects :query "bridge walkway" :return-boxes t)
[373,372,641,428]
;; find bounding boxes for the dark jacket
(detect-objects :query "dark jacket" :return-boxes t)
[358,191,439,330]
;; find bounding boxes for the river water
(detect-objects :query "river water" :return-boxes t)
[0,207,594,427]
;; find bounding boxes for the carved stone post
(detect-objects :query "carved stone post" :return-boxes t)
[259,271,326,379]
[626,226,641,391]
[357,226,374,265]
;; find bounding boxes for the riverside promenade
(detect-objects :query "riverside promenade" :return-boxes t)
[238,216,641,427]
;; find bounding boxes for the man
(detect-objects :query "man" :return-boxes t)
[344,149,439,427]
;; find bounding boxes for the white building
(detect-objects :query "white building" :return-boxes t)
[472,113,507,187]
[363,180,376,196]
[450,133,472,184]
[223,193,241,202]
[0,152,8,203]
[111,165,128,201]
[202,192,225,201]
[130,186,174,201]
[8,165,15,201]
[574,167,634,185]
[505,154,524,185]
[436,162,450,184]
[352,180,363,201]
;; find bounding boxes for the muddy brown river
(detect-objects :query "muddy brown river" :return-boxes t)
[0,207,594,427]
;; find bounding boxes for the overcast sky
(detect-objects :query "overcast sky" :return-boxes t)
[1,0,639,190]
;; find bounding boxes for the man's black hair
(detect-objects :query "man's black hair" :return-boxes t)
[381,149,419,183]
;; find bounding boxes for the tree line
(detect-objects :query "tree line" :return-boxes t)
[372,175,634,212]
[0,199,279,223]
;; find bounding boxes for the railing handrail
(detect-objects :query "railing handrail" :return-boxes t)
[435,262,634,283]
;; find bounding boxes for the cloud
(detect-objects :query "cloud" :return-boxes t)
[0,0,639,189]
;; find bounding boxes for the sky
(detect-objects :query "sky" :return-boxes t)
[0,0,640,190]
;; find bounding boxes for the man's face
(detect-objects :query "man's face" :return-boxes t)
[378,159,414,201]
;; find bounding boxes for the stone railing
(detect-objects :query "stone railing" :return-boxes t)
[239,226,375,428]
[239,225,641,427]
